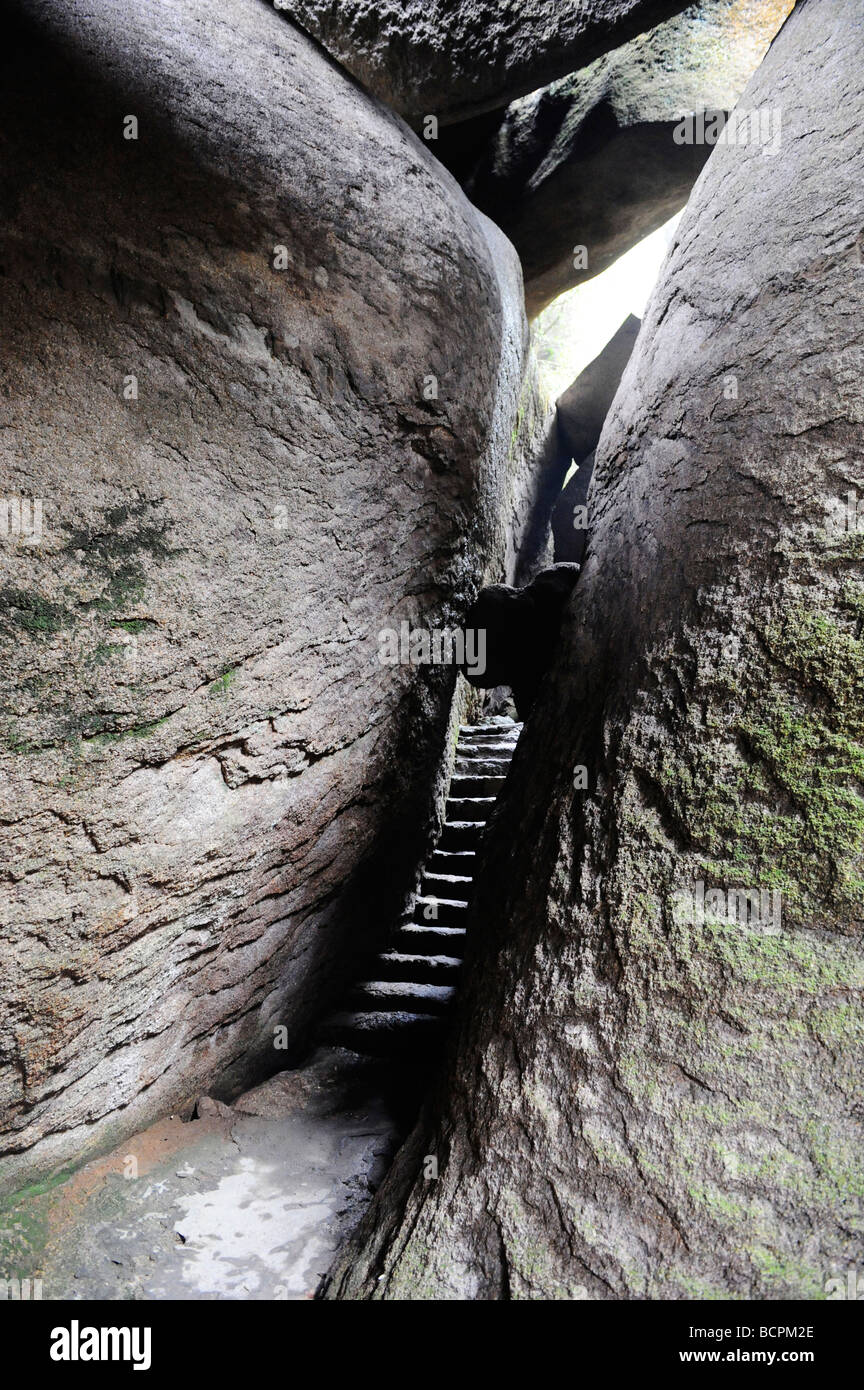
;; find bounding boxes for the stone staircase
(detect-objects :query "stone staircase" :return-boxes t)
[320,716,521,1057]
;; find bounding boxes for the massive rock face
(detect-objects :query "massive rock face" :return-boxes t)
[0,0,546,1192]
[274,0,693,126]
[327,0,864,1299]
[453,0,793,315]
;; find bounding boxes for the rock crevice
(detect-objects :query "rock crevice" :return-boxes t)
[325,0,864,1300]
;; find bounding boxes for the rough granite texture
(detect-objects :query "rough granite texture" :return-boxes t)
[456,0,794,315]
[326,0,864,1299]
[271,0,695,126]
[0,0,550,1194]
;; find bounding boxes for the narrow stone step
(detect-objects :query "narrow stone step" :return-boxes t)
[459,724,519,737]
[421,870,473,898]
[457,737,518,752]
[461,728,522,739]
[454,755,513,777]
[429,849,476,874]
[439,820,486,850]
[374,950,462,983]
[395,923,467,955]
[349,981,455,1014]
[446,796,496,822]
[456,748,517,765]
[449,774,507,797]
[457,735,515,748]
[413,894,468,926]
[320,1010,445,1056]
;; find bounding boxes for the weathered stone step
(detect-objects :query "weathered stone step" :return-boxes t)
[446,796,496,822]
[413,894,468,926]
[429,849,476,875]
[421,870,473,898]
[349,981,455,1014]
[320,1010,445,1056]
[395,923,467,955]
[374,950,462,983]
[457,740,518,751]
[454,755,513,776]
[457,731,518,746]
[449,774,507,797]
[461,728,522,739]
[459,721,520,737]
[456,746,518,763]
[439,820,485,850]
